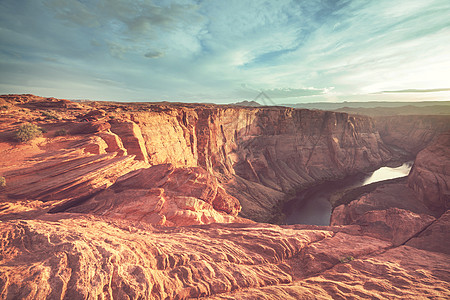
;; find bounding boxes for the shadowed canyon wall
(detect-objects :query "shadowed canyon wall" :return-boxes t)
[0,95,393,224]
[107,106,394,221]
[375,115,450,154]
[408,132,450,214]
[331,130,450,229]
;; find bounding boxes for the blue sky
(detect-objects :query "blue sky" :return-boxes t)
[1,0,449,103]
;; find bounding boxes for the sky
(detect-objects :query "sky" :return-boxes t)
[1,0,450,104]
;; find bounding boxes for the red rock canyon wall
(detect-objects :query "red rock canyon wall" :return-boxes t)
[375,115,450,154]
[126,106,392,221]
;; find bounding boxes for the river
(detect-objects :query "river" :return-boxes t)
[283,161,413,226]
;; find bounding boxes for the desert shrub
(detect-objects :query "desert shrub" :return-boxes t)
[339,256,355,263]
[41,111,59,120]
[0,105,8,110]
[0,176,5,188]
[15,123,43,142]
[54,129,68,136]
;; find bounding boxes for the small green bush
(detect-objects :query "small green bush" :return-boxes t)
[0,105,9,111]
[339,256,355,263]
[41,111,59,120]
[0,176,5,188]
[54,129,68,136]
[15,123,43,142]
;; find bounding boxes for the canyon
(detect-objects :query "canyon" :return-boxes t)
[0,94,449,299]
[283,162,413,226]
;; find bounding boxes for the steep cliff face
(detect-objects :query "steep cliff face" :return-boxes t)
[408,132,450,214]
[333,129,449,223]
[375,115,450,154]
[227,109,391,220]
[330,116,450,231]
[109,120,149,162]
[133,106,391,182]
[330,131,450,250]
[128,107,392,221]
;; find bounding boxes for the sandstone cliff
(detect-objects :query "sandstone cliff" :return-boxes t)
[331,130,450,226]
[122,106,392,221]
[408,132,450,214]
[330,130,450,266]
[375,115,450,154]
[0,96,241,226]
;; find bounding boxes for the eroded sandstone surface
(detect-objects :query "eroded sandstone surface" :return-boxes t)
[1,94,449,299]
[1,213,449,299]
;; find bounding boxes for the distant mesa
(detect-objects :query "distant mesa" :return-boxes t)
[290,101,450,116]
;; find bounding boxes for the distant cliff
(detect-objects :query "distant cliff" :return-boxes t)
[375,115,450,154]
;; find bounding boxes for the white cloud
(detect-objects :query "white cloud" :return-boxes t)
[0,0,450,103]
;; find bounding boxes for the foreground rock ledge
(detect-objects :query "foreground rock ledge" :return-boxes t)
[0,213,449,299]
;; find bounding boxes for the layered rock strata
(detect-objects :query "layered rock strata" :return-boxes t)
[408,132,450,214]
[332,131,450,227]
[329,130,450,285]
[66,164,241,226]
[375,115,450,154]
[0,213,448,299]
[127,107,392,221]
[0,97,241,226]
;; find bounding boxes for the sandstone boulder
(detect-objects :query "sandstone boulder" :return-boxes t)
[331,181,434,225]
[352,207,435,246]
[97,131,127,156]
